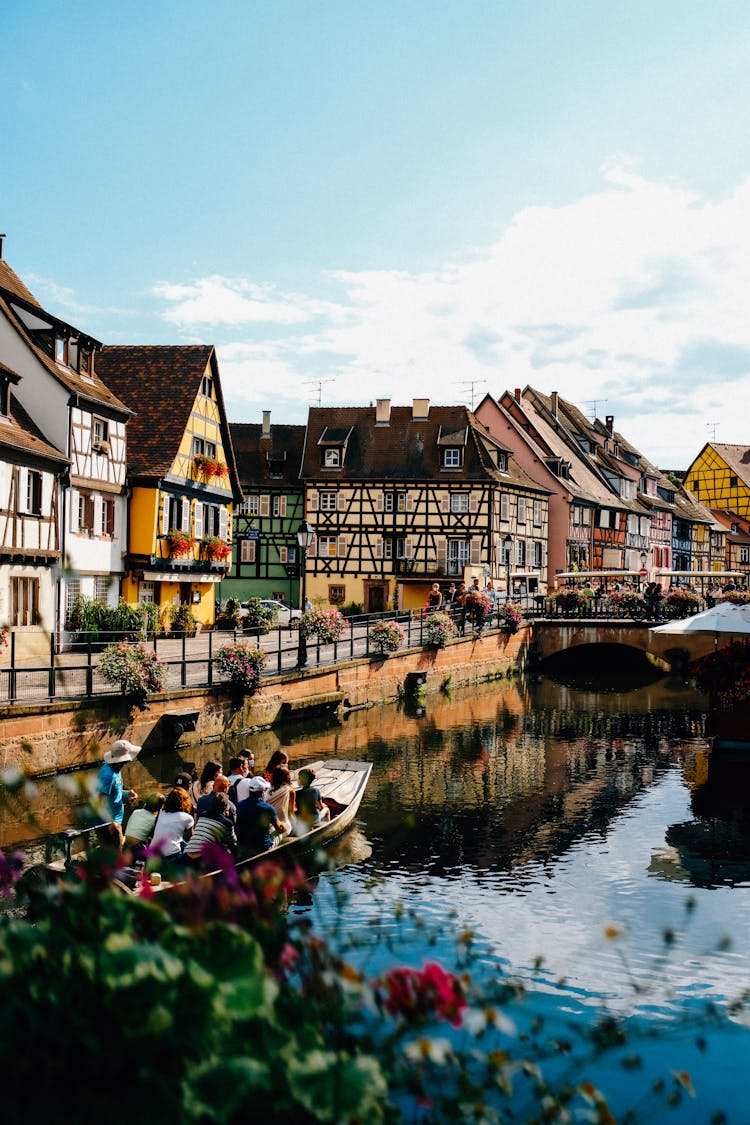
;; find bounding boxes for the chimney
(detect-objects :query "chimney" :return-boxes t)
[375,398,391,425]
[0,234,5,260]
[605,415,614,435]
[550,391,559,418]
[412,398,429,421]
[514,387,521,401]
[261,410,271,437]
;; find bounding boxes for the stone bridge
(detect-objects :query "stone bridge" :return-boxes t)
[530,618,717,669]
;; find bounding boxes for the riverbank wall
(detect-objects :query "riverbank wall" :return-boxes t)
[0,626,528,776]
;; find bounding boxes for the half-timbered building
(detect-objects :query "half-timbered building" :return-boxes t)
[95,345,241,627]
[0,247,131,630]
[0,364,68,647]
[300,400,550,612]
[223,413,306,606]
[684,443,750,520]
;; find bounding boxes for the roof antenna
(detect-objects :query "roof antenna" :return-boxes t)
[461,379,485,410]
[707,421,719,442]
[304,378,335,407]
[584,399,607,419]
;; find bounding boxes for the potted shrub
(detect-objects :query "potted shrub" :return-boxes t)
[166,528,196,558]
[369,618,405,655]
[241,598,277,634]
[424,612,457,648]
[213,642,267,696]
[299,606,348,644]
[166,604,198,637]
[216,597,243,630]
[98,642,167,701]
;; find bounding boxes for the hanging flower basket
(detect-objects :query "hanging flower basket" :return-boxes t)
[424,612,457,648]
[299,607,348,643]
[193,454,229,482]
[201,535,231,562]
[213,642,267,695]
[98,642,167,701]
[499,602,524,633]
[166,529,196,558]
[369,618,406,654]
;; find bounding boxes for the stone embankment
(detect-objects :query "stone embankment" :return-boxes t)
[0,627,528,776]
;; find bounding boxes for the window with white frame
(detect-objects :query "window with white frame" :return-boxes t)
[517,497,527,524]
[272,495,287,518]
[582,508,591,526]
[395,537,406,559]
[516,540,526,566]
[450,493,469,513]
[397,492,408,512]
[19,469,43,516]
[442,448,462,468]
[94,575,110,604]
[384,493,394,512]
[193,437,216,458]
[383,539,393,559]
[318,535,337,558]
[319,491,337,512]
[65,579,81,619]
[599,509,612,528]
[200,374,213,398]
[100,497,114,537]
[627,514,638,534]
[740,547,749,563]
[93,417,109,448]
[533,541,543,567]
[242,496,260,516]
[323,448,341,468]
[447,540,470,574]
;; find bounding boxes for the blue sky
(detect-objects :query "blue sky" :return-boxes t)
[3,1,750,466]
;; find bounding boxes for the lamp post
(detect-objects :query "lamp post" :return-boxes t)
[503,533,513,602]
[296,520,315,669]
[639,549,648,591]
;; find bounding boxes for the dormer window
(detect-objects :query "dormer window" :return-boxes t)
[324,448,341,468]
[79,350,90,376]
[318,425,352,470]
[442,448,462,468]
[55,337,67,365]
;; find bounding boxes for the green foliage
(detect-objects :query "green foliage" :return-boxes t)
[98,643,167,699]
[369,618,406,653]
[165,604,198,635]
[65,596,156,642]
[339,601,364,617]
[213,643,268,695]
[242,597,277,633]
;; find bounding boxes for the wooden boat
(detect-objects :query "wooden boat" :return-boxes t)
[23,758,372,896]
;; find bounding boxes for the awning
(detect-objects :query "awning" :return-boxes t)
[140,571,223,584]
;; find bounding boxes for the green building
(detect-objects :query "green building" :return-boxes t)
[219,413,306,607]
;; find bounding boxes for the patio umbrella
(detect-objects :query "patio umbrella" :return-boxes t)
[650,602,750,648]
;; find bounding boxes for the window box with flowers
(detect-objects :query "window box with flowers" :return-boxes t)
[166,528,196,559]
[664,588,701,619]
[201,535,232,563]
[499,602,524,634]
[193,454,229,482]
[369,618,406,655]
[213,642,267,696]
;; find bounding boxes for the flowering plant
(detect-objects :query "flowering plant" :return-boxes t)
[213,642,267,695]
[375,961,467,1028]
[165,604,198,635]
[193,454,228,482]
[0,627,7,649]
[98,642,167,699]
[424,611,457,648]
[721,591,750,605]
[688,641,750,708]
[299,606,348,643]
[664,587,701,618]
[200,535,231,562]
[369,618,405,654]
[465,589,492,615]
[551,590,587,615]
[500,601,523,633]
[608,591,646,618]
[166,528,196,558]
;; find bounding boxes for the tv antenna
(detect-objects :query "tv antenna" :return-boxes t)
[707,421,719,442]
[305,378,335,407]
[461,380,486,410]
[584,399,608,419]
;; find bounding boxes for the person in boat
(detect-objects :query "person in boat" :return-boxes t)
[237,749,255,773]
[267,766,296,836]
[262,750,289,784]
[183,792,237,864]
[190,760,223,809]
[235,776,282,855]
[196,774,236,824]
[123,792,165,849]
[226,756,254,804]
[96,739,140,825]
[150,787,194,862]
[292,768,331,836]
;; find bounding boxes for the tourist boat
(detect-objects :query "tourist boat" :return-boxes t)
[24,758,373,896]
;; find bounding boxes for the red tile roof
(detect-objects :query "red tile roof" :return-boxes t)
[229,422,306,488]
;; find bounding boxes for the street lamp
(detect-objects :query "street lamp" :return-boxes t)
[296,520,315,669]
[639,549,648,591]
[503,534,513,601]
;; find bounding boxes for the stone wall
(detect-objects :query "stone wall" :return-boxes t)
[0,626,528,776]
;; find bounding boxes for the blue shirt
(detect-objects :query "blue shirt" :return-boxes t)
[97,763,127,824]
[236,795,280,853]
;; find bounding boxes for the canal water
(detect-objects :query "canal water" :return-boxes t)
[3,670,750,1120]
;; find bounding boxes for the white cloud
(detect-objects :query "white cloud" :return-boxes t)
[153,164,750,465]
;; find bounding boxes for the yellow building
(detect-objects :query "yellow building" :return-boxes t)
[685,442,750,520]
[96,346,241,627]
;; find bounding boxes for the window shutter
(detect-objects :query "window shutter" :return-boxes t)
[181,497,190,531]
[106,500,115,536]
[219,506,228,539]
[440,493,449,514]
[405,492,414,513]
[470,538,481,565]
[307,533,317,557]
[374,535,383,560]
[307,490,318,512]
[69,488,80,532]
[337,534,348,558]
[240,539,254,563]
[93,495,103,535]
[279,546,288,563]
[500,493,509,521]
[161,494,170,535]
[194,503,204,539]
[278,495,287,518]
[405,536,414,559]
[337,490,346,512]
[376,491,384,513]
[260,494,270,517]
[469,492,478,514]
[436,537,447,571]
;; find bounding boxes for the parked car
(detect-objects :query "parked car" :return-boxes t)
[240,599,301,629]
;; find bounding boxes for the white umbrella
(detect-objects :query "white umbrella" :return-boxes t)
[650,602,750,648]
